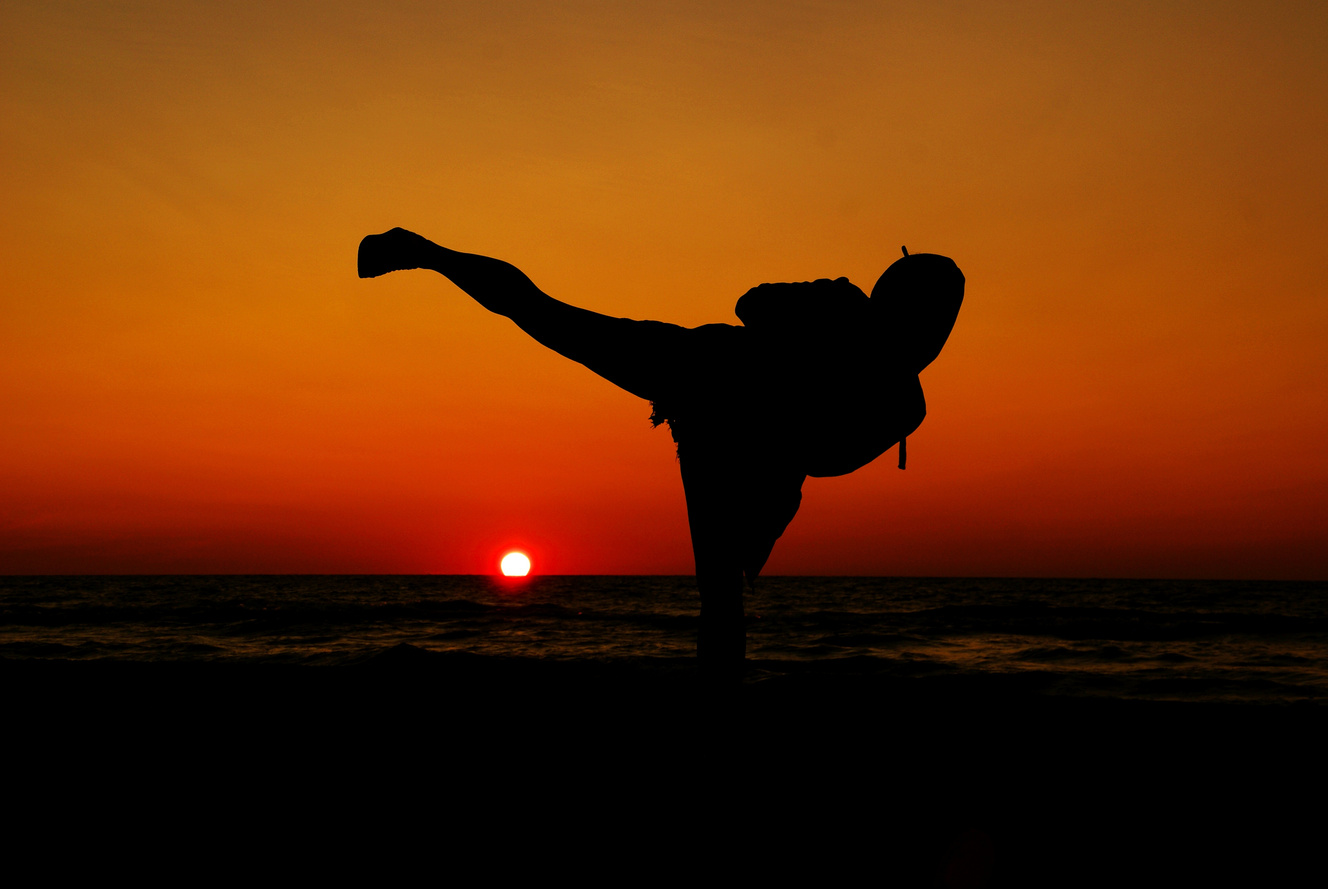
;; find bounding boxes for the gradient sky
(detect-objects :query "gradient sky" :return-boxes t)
[2,0,1325,577]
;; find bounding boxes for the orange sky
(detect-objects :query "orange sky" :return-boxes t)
[2,1,1325,577]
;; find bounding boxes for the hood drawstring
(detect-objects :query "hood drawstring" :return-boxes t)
[898,435,907,470]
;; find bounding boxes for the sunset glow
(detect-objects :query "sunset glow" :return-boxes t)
[1,3,1325,578]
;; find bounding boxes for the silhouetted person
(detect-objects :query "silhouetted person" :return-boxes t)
[358,228,964,672]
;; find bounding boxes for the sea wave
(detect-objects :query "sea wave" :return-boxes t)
[2,575,1325,702]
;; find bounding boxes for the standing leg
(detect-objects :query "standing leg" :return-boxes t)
[679,446,747,674]
[361,228,748,670]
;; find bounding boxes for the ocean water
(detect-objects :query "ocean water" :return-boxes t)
[2,575,1325,703]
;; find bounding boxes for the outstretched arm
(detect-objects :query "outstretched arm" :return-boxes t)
[357,227,689,403]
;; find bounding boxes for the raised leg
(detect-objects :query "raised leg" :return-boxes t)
[358,228,690,403]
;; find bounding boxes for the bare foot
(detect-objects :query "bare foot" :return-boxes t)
[357,227,432,279]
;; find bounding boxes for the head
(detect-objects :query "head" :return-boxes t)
[870,249,965,374]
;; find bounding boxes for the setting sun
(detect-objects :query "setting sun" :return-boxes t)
[500,552,531,577]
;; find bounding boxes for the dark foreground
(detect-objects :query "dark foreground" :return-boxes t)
[7,649,1323,886]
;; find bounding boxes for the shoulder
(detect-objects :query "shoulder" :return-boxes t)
[734,277,869,334]
[689,321,745,338]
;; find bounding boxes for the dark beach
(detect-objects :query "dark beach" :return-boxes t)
[8,646,1322,886]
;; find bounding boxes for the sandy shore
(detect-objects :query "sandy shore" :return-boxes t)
[6,647,1322,885]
